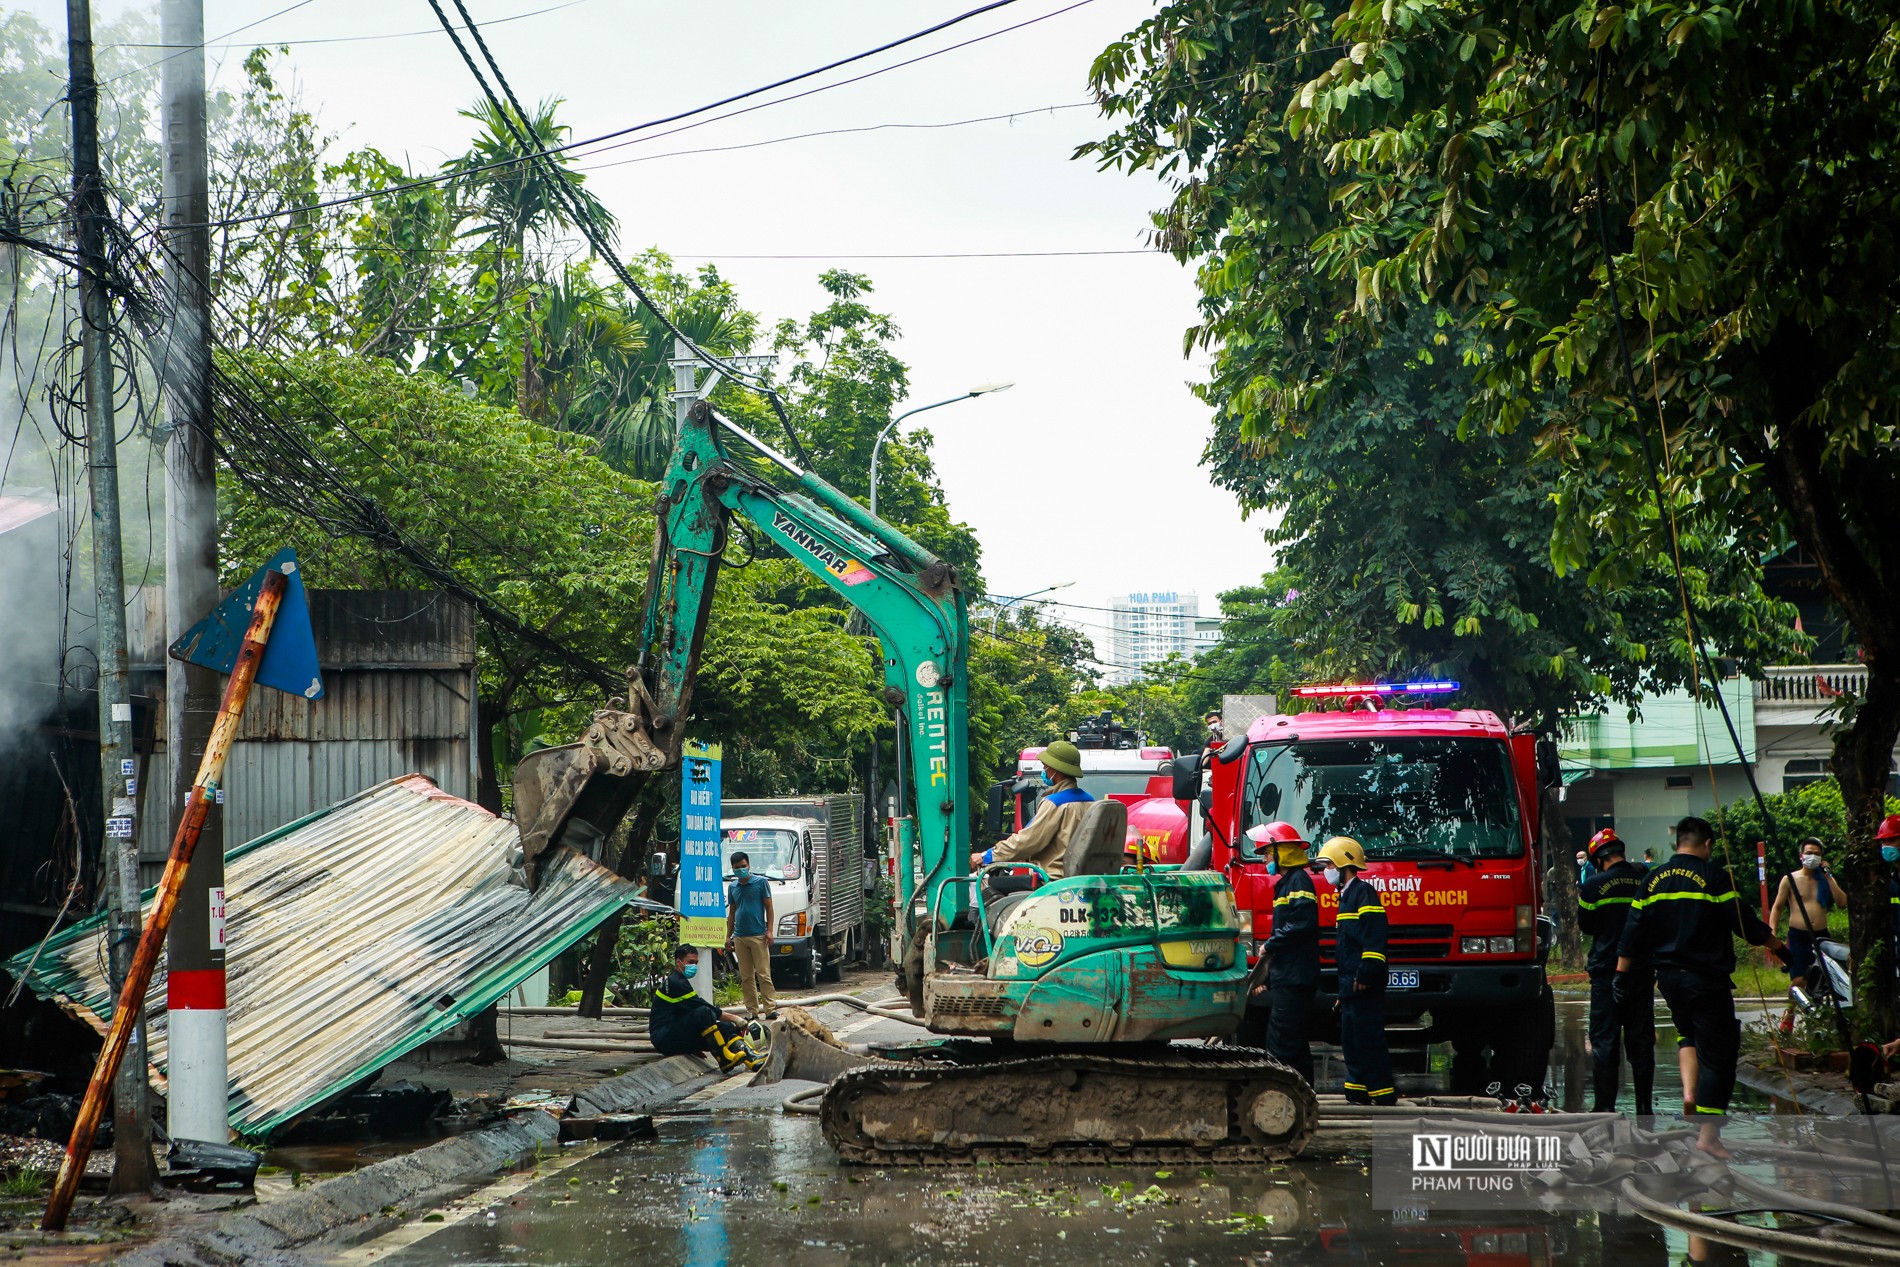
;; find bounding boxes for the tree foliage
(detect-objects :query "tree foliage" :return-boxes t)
[1710,780,1900,884]
[1085,0,1900,1020]
[1210,330,1799,729]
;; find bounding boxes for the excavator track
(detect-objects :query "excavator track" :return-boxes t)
[819,1045,1318,1166]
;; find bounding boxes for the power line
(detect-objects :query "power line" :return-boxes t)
[555,0,1100,167]
[109,0,592,55]
[673,249,1153,260]
[573,102,1093,172]
[194,98,1091,248]
[175,0,1060,232]
[97,0,317,87]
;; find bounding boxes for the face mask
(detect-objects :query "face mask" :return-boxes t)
[1039,770,1054,788]
[1884,845,1900,864]
[1266,859,1278,875]
[682,964,698,979]
[734,866,750,879]
[1801,855,1824,872]
[1322,866,1342,889]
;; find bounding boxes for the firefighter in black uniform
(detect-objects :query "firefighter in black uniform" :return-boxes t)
[1320,836,1396,1105]
[649,946,765,1071]
[1577,826,1654,1114]
[1250,821,1319,1084]
[1616,816,1786,1156]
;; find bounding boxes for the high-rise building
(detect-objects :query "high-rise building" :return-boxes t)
[1105,590,1200,685]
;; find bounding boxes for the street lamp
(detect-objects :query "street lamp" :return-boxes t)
[991,581,1075,634]
[868,381,1013,519]
[864,382,1011,856]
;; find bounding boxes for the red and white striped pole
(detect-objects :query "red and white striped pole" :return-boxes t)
[43,569,284,1231]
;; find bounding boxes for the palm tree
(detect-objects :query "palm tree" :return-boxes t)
[445,97,614,284]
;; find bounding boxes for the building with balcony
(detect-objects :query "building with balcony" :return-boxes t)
[1557,664,1890,860]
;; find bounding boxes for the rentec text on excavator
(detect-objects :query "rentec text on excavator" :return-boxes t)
[512,397,1316,1164]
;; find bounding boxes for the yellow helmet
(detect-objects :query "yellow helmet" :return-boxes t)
[1317,836,1368,870]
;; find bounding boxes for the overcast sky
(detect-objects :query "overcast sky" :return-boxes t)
[59,0,1278,628]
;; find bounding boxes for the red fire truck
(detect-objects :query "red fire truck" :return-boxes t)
[1173,683,1557,1093]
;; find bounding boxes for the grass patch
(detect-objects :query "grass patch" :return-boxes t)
[0,1169,48,1198]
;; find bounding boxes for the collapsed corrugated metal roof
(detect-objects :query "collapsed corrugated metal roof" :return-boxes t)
[7,774,662,1138]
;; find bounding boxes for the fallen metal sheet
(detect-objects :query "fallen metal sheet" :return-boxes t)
[7,774,663,1138]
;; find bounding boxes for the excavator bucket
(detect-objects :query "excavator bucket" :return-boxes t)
[513,705,668,885]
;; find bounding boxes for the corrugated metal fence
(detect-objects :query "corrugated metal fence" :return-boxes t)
[132,589,479,876]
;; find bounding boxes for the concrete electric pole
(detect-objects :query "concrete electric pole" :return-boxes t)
[66,0,155,1193]
[668,341,774,1006]
[159,0,227,1148]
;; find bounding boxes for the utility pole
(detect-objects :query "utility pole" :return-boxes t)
[667,341,774,1004]
[67,0,154,1193]
[159,0,226,1148]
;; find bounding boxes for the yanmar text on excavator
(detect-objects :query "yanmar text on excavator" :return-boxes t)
[512,397,1317,1165]
[1176,684,1559,1095]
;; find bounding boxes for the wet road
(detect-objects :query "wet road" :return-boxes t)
[324,997,1786,1267]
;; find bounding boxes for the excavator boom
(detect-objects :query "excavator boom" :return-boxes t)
[514,399,970,930]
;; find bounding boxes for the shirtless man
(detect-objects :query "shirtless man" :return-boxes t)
[1768,837,1846,1031]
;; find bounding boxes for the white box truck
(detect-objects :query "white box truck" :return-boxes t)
[720,795,865,988]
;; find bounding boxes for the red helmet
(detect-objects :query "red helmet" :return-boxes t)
[1246,820,1309,849]
[1878,814,1900,842]
[1587,827,1623,859]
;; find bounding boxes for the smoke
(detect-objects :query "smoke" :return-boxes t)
[0,271,169,762]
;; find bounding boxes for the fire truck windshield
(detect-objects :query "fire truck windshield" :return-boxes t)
[1240,738,1524,860]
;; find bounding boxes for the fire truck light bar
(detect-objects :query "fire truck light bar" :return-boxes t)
[1290,681,1461,698]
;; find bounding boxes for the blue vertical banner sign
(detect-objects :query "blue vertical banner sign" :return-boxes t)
[678,741,726,948]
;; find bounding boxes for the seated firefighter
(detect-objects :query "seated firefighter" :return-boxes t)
[648,945,765,1072]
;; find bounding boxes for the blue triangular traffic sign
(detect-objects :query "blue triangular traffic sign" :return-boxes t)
[169,547,325,700]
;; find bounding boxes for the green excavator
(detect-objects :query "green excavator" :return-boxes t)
[513,398,1316,1164]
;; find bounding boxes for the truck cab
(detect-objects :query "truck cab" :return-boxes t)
[1205,701,1555,1092]
[721,795,866,988]
[721,815,822,988]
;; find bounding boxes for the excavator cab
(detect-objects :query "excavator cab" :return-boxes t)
[926,800,1251,1043]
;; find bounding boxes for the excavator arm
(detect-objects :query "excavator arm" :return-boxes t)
[513,400,971,936]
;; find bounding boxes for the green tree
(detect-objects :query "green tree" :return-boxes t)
[445,96,613,285]
[968,608,1099,793]
[1085,0,1900,1019]
[1209,332,1797,729]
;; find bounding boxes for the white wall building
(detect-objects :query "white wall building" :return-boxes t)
[1105,590,1200,685]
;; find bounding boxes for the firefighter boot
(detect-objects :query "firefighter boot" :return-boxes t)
[1591,1062,1620,1115]
[1632,1063,1655,1118]
[706,1021,767,1073]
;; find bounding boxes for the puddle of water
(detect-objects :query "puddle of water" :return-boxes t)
[260,1121,486,1178]
[314,997,1818,1266]
[352,1112,1757,1267]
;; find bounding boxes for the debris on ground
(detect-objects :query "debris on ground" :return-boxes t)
[5,775,666,1140]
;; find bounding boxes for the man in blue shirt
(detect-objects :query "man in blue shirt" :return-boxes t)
[724,851,777,1016]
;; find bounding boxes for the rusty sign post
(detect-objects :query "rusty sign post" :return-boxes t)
[43,551,321,1232]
